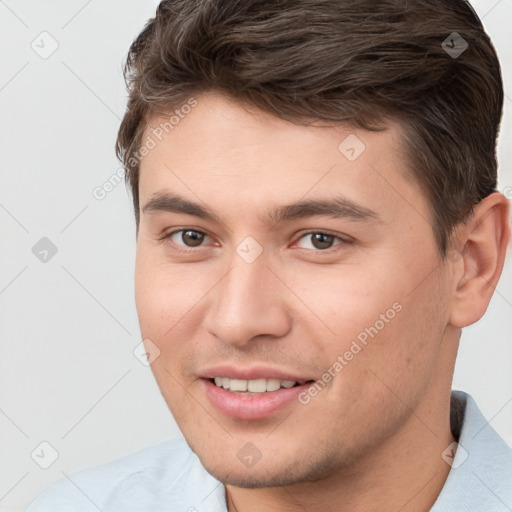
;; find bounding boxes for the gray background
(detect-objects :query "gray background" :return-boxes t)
[0,1,510,510]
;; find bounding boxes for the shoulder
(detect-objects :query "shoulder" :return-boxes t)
[432,391,512,511]
[25,436,218,511]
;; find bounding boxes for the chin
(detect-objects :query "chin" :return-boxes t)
[204,465,304,489]
[197,448,342,489]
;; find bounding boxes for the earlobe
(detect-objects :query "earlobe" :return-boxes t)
[449,192,511,328]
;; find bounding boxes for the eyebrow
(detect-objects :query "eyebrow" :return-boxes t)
[142,192,382,225]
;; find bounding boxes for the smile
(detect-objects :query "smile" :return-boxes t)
[211,377,300,394]
[202,377,314,420]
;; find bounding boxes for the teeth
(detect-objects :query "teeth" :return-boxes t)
[247,378,266,393]
[230,379,247,392]
[212,377,299,393]
[266,378,281,392]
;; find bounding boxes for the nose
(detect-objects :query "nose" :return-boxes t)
[201,254,292,348]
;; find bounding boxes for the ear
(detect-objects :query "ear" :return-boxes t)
[449,192,511,328]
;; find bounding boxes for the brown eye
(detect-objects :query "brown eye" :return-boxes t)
[296,232,343,251]
[167,229,207,248]
[310,233,335,250]
[181,230,205,246]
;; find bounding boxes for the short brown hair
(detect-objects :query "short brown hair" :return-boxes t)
[115,0,503,255]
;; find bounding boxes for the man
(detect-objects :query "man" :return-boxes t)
[27,0,511,510]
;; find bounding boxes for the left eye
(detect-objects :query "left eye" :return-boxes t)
[167,229,210,248]
[296,232,344,251]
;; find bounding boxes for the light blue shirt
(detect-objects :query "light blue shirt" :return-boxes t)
[26,391,512,511]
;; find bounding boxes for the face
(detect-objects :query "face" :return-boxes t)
[135,91,455,487]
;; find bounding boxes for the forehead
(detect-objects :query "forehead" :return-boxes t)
[138,91,425,225]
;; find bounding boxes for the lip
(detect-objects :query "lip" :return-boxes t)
[199,364,313,384]
[200,378,314,421]
[199,365,315,420]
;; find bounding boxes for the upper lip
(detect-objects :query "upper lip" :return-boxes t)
[199,365,313,384]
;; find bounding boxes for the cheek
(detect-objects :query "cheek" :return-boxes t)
[134,250,200,338]
[292,257,446,398]
[287,263,403,345]
[134,254,200,419]
[135,267,166,337]
[336,275,448,412]
[134,250,216,395]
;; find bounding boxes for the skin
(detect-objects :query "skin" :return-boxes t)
[134,90,510,512]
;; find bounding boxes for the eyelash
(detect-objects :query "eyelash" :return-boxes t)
[160,228,352,254]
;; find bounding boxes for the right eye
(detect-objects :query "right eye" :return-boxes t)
[164,229,211,249]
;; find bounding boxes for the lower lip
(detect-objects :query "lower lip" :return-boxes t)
[201,379,310,420]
